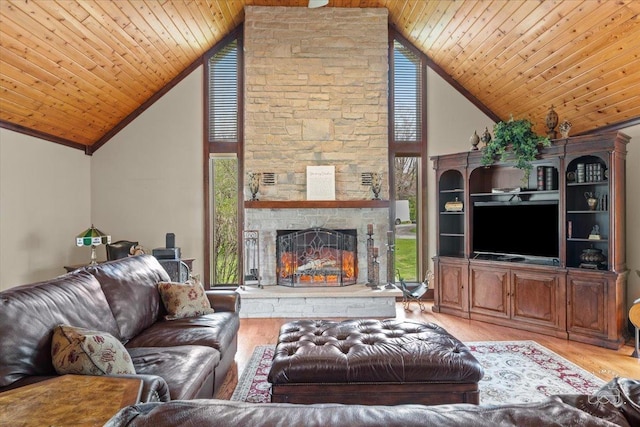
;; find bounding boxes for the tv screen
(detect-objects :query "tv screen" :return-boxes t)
[473,202,559,259]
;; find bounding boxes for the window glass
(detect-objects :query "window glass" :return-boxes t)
[208,39,238,144]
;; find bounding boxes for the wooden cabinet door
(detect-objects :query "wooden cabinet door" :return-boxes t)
[567,274,606,337]
[469,266,509,318]
[511,270,563,329]
[437,259,468,313]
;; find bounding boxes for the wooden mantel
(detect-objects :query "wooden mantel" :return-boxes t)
[244,200,390,209]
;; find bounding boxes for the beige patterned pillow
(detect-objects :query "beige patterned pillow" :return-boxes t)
[51,325,136,375]
[158,278,215,320]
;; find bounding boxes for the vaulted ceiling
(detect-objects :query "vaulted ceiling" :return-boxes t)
[1,0,639,153]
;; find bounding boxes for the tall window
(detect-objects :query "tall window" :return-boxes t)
[389,30,427,283]
[204,27,243,287]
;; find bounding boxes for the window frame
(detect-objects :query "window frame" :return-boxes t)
[388,27,429,282]
[203,25,244,288]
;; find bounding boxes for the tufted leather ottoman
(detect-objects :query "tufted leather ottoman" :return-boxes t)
[268,319,484,405]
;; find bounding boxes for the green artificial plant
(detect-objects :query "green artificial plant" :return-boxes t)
[481,116,551,186]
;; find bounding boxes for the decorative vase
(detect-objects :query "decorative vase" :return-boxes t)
[580,247,605,264]
[480,127,492,146]
[248,172,261,201]
[470,131,480,151]
[584,192,598,211]
[559,120,572,138]
[370,172,382,200]
[546,105,558,138]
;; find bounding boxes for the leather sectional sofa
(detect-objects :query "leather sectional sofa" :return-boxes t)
[107,377,640,427]
[0,255,240,402]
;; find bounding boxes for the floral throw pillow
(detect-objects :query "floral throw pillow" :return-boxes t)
[158,278,215,320]
[51,325,136,376]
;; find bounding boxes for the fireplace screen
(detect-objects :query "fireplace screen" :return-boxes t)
[277,228,357,287]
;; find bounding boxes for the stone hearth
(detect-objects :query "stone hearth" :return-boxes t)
[236,284,401,318]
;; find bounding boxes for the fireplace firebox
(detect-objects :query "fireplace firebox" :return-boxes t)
[276,228,357,287]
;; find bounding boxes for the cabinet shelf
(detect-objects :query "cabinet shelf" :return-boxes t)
[440,189,464,193]
[567,181,608,187]
[567,210,608,214]
[441,233,464,237]
[567,238,609,243]
[440,211,464,215]
[471,189,558,197]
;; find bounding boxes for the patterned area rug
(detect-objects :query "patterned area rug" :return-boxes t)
[230,340,605,405]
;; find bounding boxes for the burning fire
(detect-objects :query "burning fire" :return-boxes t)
[279,249,356,284]
[279,252,296,278]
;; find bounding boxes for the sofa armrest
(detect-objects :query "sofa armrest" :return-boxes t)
[205,290,240,313]
[110,374,171,403]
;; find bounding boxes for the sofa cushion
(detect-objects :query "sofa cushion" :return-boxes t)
[125,312,240,361]
[158,279,215,320]
[105,396,628,427]
[85,255,170,342]
[0,271,120,388]
[51,325,136,376]
[127,346,220,400]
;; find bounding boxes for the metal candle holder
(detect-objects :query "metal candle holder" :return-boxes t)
[385,230,395,288]
[366,224,377,288]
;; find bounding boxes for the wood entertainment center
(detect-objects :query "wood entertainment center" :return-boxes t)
[431,131,629,349]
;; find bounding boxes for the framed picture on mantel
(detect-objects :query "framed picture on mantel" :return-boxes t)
[306,166,335,201]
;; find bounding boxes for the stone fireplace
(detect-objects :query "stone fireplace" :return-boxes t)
[243,7,390,287]
[245,208,389,286]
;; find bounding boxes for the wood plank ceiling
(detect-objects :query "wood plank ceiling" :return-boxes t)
[1,0,639,152]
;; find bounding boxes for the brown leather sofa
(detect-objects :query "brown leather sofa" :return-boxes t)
[0,255,240,402]
[107,377,640,427]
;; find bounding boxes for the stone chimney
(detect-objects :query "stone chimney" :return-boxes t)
[243,7,390,285]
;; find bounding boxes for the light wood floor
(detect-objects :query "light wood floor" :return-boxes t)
[216,301,640,399]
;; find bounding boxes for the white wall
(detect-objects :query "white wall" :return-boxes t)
[91,68,205,278]
[620,124,640,306]
[425,68,494,270]
[0,129,91,290]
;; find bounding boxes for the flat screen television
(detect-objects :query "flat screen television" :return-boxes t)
[473,201,559,260]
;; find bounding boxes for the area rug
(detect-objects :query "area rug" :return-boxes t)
[230,340,605,405]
